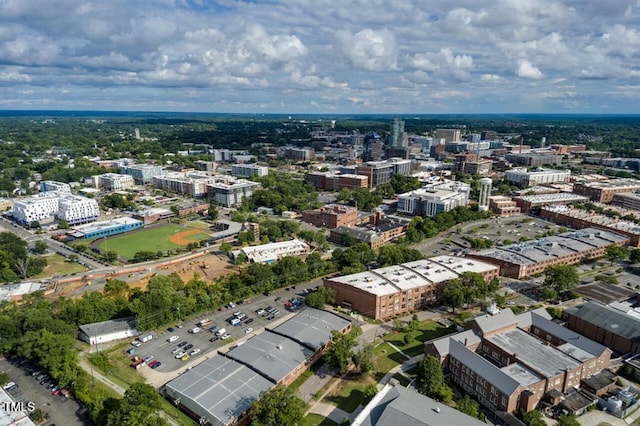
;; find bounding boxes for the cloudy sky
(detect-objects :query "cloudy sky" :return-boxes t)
[1,0,639,114]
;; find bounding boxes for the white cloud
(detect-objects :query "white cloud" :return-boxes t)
[336,29,397,71]
[516,60,544,79]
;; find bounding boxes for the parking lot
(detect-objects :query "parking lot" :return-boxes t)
[127,282,320,377]
[0,357,88,426]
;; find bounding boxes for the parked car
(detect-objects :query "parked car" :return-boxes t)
[209,336,219,342]
[3,382,16,390]
[151,362,161,370]
[178,341,188,347]
[189,327,201,334]
[174,352,186,359]
[167,335,180,343]
[181,354,190,361]
[167,327,175,333]
[274,297,282,302]
[184,344,193,351]
[245,327,253,334]
[171,347,182,354]
[190,348,201,356]
[131,340,142,347]
[144,356,154,364]
[244,318,254,324]
[220,333,231,340]
[255,308,265,315]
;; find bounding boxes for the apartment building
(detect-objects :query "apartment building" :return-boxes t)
[426,308,611,414]
[306,172,368,191]
[467,227,629,279]
[613,192,640,211]
[95,173,135,191]
[120,164,166,184]
[206,176,261,207]
[231,164,268,178]
[505,153,563,167]
[57,195,100,225]
[12,193,99,226]
[41,180,71,193]
[152,172,216,198]
[488,196,521,217]
[323,256,499,319]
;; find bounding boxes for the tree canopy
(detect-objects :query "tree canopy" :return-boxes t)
[250,385,305,426]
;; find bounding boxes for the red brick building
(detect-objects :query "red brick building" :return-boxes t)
[301,204,358,229]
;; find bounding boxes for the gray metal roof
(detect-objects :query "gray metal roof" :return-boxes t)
[528,312,608,358]
[449,339,521,396]
[472,309,517,335]
[164,355,273,425]
[272,307,351,350]
[515,307,552,328]
[78,316,137,338]
[488,328,581,378]
[565,302,640,343]
[354,384,485,426]
[427,330,480,358]
[225,330,314,383]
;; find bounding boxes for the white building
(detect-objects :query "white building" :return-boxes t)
[152,172,218,197]
[12,193,99,226]
[505,168,571,187]
[206,176,261,207]
[11,193,60,224]
[41,180,71,193]
[95,173,135,191]
[397,179,470,217]
[230,239,309,263]
[120,164,166,184]
[57,195,100,225]
[231,164,268,178]
[78,317,139,346]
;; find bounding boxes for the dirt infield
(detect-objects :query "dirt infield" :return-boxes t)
[169,229,207,245]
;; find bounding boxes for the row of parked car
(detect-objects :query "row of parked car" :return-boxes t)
[169,341,201,361]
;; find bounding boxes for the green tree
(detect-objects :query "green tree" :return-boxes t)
[440,279,465,313]
[556,413,580,426]
[416,355,446,398]
[250,385,304,426]
[352,344,374,374]
[305,286,336,308]
[219,242,233,254]
[456,395,480,419]
[605,245,629,265]
[363,383,377,402]
[543,264,579,294]
[33,240,48,254]
[629,248,640,264]
[208,202,219,220]
[519,409,546,426]
[325,330,357,375]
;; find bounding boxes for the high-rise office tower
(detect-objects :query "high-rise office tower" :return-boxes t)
[390,118,406,147]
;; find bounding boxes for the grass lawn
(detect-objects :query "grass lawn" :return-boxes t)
[290,358,326,393]
[372,342,404,376]
[383,320,454,357]
[32,253,89,279]
[159,398,198,425]
[97,223,209,259]
[301,414,338,426]
[326,375,376,413]
[89,343,147,389]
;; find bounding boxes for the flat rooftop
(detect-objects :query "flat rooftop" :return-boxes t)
[328,256,498,296]
[543,206,640,235]
[489,328,581,377]
[224,330,314,383]
[514,192,589,203]
[500,363,543,387]
[73,217,142,233]
[576,178,640,189]
[165,355,272,425]
[272,308,351,350]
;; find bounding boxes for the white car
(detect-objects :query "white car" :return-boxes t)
[174,352,186,359]
[131,340,142,347]
[171,347,181,354]
[233,311,242,317]
[189,327,201,334]
[245,327,253,334]
[221,333,231,340]
[3,382,16,390]
[167,335,180,343]
[190,348,201,356]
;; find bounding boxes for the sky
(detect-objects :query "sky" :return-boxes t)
[1,0,639,114]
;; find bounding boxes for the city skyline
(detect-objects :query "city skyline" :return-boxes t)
[1,1,639,114]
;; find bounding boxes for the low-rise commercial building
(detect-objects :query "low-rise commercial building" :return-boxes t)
[573,178,640,203]
[71,217,143,240]
[164,308,351,425]
[504,168,571,187]
[488,196,521,217]
[513,192,590,213]
[425,308,611,414]
[613,192,640,211]
[467,227,629,279]
[229,239,309,264]
[540,205,640,247]
[78,316,138,345]
[505,153,563,167]
[301,204,358,229]
[324,255,499,319]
